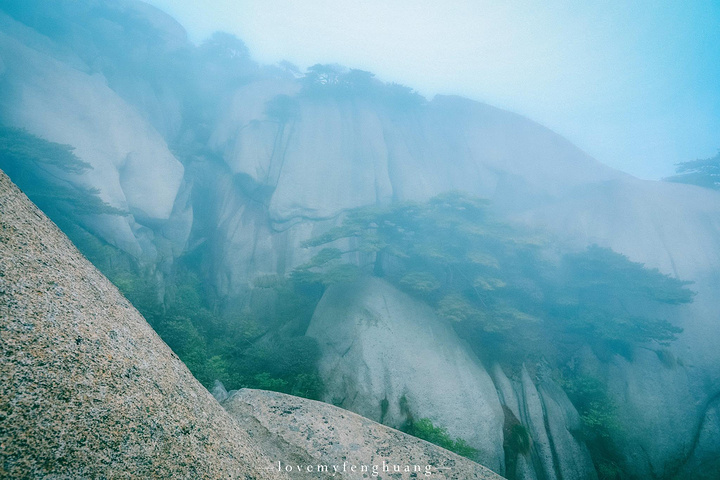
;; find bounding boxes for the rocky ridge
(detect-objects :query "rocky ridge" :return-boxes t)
[2,1,720,478]
[0,170,282,478]
[222,388,504,480]
[0,168,504,478]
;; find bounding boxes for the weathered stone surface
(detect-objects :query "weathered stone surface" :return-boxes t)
[3,1,720,477]
[0,11,187,259]
[518,367,556,480]
[671,394,720,480]
[224,388,506,480]
[306,276,506,472]
[576,345,703,478]
[490,365,537,480]
[0,170,284,478]
[538,382,597,480]
[489,365,598,480]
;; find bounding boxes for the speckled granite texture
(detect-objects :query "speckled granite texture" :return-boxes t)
[0,170,287,479]
[223,389,506,480]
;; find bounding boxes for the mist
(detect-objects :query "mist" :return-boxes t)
[2,1,720,479]
[146,0,720,180]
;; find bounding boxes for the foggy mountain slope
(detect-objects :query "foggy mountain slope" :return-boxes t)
[307,277,599,479]
[203,76,636,295]
[0,169,285,479]
[2,1,720,479]
[200,71,720,477]
[0,11,189,261]
[306,277,507,472]
[511,175,720,478]
[0,0,193,141]
[0,169,509,479]
[212,81,623,223]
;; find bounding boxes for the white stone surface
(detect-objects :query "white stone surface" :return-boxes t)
[307,277,506,472]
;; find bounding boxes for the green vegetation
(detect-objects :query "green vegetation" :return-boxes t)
[100,262,328,398]
[300,63,426,108]
[560,374,620,441]
[0,125,325,400]
[560,373,622,480]
[0,126,125,231]
[110,266,325,399]
[299,192,693,364]
[0,125,131,288]
[3,125,695,476]
[299,191,693,474]
[665,150,720,190]
[502,405,531,479]
[397,394,477,458]
[404,418,478,459]
[545,245,691,359]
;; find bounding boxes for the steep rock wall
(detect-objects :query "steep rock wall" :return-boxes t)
[0,11,189,261]
[307,278,599,480]
[0,170,282,479]
[306,277,506,472]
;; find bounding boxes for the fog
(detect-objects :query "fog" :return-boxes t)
[144,0,720,180]
[2,1,720,478]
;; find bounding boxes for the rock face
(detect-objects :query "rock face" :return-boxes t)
[672,393,720,480]
[205,90,625,292]
[306,278,598,480]
[306,277,506,472]
[0,170,283,478]
[219,83,720,480]
[499,366,597,480]
[3,1,720,478]
[223,388,505,480]
[0,3,190,261]
[0,168,507,479]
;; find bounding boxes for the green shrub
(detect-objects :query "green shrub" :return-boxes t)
[404,418,478,459]
[559,373,623,478]
[300,193,692,366]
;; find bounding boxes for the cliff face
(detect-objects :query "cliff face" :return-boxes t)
[0,1,191,261]
[0,170,282,478]
[307,277,506,472]
[206,64,720,479]
[206,78,720,479]
[204,89,627,293]
[0,169,506,478]
[2,1,720,479]
[307,278,598,480]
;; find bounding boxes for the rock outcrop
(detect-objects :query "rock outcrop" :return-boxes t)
[3,1,720,478]
[307,277,506,472]
[204,90,626,292]
[0,4,190,261]
[0,170,283,478]
[0,168,507,478]
[307,278,599,480]
[223,388,505,480]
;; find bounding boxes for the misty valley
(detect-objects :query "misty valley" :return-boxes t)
[1,1,719,480]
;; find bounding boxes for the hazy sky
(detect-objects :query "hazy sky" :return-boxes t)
[146,0,720,180]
